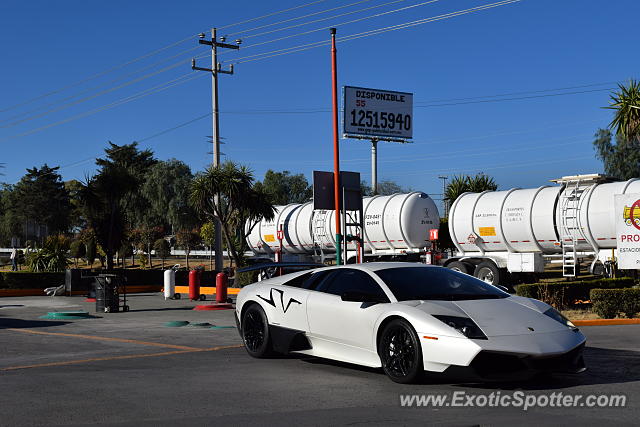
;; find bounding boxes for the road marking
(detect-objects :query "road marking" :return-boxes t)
[0,345,243,372]
[7,328,201,350]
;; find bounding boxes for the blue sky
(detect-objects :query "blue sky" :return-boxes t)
[1,0,638,209]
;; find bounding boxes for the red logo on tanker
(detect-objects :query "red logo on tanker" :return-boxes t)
[623,199,640,230]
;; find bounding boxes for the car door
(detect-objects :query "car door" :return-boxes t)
[254,271,315,332]
[305,268,390,366]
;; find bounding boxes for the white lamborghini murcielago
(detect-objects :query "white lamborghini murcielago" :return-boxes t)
[235,263,586,383]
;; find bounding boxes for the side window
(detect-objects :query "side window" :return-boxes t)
[282,271,314,288]
[302,271,333,290]
[323,269,389,301]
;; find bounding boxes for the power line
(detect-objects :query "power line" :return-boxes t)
[218,0,329,30]
[231,0,521,64]
[239,0,406,39]
[0,35,198,114]
[1,57,198,129]
[228,0,377,37]
[0,1,331,114]
[0,45,205,127]
[226,0,442,60]
[0,73,205,141]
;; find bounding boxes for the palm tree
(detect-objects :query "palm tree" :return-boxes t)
[443,174,498,214]
[607,79,640,142]
[190,161,275,268]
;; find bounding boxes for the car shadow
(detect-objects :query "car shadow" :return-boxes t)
[0,305,24,308]
[279,346,640,388]
[448,346,640,390]
[125,307,197,312]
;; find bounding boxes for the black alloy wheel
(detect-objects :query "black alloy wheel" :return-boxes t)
[241,304,272,358]
[379,319,423,383]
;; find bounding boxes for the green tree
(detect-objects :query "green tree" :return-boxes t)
[444,174,498,210]
[79,164,136,270]
[85,238,97,267]
[607,79,640,142]
[190,162,275,268]
[153,238,171,269]
[69,240,86,268]
[254,170,312,204]
[26,234,70,272]
[8,165,71,242]
[361,179,409,196]
[140,159,196,232]
[593,129,640,179]
[96,142,157,229]
[200,221,216,269]
[176,229,200,269]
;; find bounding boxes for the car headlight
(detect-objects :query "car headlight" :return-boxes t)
[432,315,487,340]
[543,307,576,328]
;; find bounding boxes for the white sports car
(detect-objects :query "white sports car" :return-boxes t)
[235,263,586,383]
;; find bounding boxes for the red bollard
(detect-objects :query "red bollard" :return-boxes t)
[216,272,228,303]
[188,270,200,301]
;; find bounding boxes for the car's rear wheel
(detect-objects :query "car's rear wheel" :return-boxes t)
[378,319,423,383]
[241,304,272,358]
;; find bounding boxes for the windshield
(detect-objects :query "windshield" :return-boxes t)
[374,267,510,301]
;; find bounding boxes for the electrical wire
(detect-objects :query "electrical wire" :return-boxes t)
[0,0,331,114]
[227,0,377,37]
[1,57,197,128]
[0,45,205,126]
[0,73,205,141]
[239,0,406,39]
[217,0,329,30]
[224,0,441,59]
[231,0,520,64]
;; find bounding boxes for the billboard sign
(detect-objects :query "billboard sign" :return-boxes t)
[343,86,413,139]
[615,193,640,269]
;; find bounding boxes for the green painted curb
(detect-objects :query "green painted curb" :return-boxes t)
[163,321,190,327]
[39,311,93,320]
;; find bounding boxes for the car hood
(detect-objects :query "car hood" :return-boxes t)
[406,297,569,337]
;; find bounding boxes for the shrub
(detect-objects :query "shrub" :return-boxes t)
[591,288,640,319]
[234,270,259,287]
[516,277,636,308]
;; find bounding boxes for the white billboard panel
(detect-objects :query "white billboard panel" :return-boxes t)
[614,193,640,269]
[343,86,413,139]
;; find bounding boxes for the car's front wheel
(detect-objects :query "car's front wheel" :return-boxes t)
[241,304,272,358]
[378,319,423,383]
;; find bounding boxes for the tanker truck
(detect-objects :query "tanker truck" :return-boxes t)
[445,173,640,286]
[246,192,440,262]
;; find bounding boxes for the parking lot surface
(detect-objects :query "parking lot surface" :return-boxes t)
[1,294,638,426]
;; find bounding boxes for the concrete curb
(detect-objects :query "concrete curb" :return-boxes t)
[0,285,162,298]
[572,319,640,326]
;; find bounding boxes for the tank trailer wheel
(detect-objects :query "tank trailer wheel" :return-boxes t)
[447,261,472,275]
[473,261,501,286]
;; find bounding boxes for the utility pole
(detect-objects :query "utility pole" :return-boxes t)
[371,138,378,195]
[192,28,240,272]
[438,175,448,217]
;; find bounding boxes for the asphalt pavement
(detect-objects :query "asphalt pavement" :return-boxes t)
[0,294,638,426]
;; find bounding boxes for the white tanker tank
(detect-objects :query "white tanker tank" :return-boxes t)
[246,192,440,259]
[446,174,640,285]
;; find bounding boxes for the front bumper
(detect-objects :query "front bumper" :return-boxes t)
[420,328,587,380]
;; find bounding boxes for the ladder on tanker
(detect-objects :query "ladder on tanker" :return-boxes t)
[553,174,608,277]
[312,210,328,262]
[559,181,583,277]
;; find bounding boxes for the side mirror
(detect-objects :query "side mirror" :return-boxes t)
[341,291,387,304]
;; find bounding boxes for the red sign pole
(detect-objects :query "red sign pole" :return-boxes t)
[330,28,342,265]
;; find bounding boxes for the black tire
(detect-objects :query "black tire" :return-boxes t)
[378,319,423,384]
[123,305,130,312]
[241,304,273,358]
[447,261,471,275]
[174,293,181,300]
[473,261,502,286]
[199,294,206,301]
